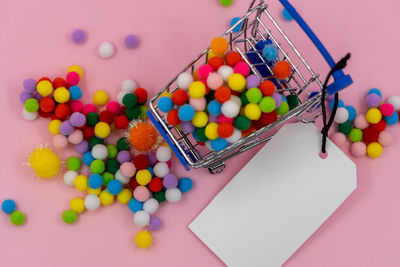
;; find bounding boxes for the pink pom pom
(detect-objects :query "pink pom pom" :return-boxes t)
[106,101,121,114]
[330,132,346,147]
[120,162,136,177]
[380,103,394,117]
[189,97,206,111]
[351,142,367,157]
[378,131,392,146]
[66,71,80,86]
[133,186,150,202]
[70,100,83,113]
[166,160,172,168]
[354,114,369,130]
[82,104,97,115]
[52,134,68,148]
[234,62,250,77]
[218,115,234,124]
[68,129,83,145]
[206,73,223,90]
[198,64,213,80]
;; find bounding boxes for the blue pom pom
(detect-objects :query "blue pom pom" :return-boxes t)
[282,8,294,21]
[308,91,319,99]
[211,138,228,151]
[83,152,95,166]
[178,104,195,121]
[146,166,154,177]
[330,99,344,110]
[384,112,399,125]
[207,100,222,116]
[1,199,16,215]
[158,97,173,113]
[229,17,243,33]
[107,179,122,195]
[345,105,357,122]
[88,174,103,189]
[262,45,279,62]
[367,88,382,98]
[178,178,193,193]
[69,86,82,100]
[128,198,143,213]
[281,94,287,102]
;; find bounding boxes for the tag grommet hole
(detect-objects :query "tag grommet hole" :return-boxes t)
[319,151,328,159]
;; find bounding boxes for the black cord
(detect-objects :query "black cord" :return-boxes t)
[320,53,351,154]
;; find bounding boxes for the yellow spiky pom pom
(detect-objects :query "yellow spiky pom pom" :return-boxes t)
[28,146,60,178]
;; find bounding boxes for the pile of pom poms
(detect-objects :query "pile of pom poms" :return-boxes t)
[329,88,400,158]
[156,36,295,152]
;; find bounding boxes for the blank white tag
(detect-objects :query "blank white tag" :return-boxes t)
[189,122,357,267]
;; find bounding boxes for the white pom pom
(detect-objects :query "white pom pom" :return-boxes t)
[221,100,240,118]
[387,96,400,111]
[177,73,193,89]
[117,90,130,105]
[334,107,349,124]
[134,210,150,226]
[218,65,234,82]
[165,188,182,203]
[84,194,101,210]
[91,144,108,160]
[205,140,212,150]
[121,79,137,92]
[143,198,159,214]
[230,95,241,106]
[115,170,130,184]
[156,146,171,162]
[22,108,38,120]
[153,162,169,178]
[64,170,78,186]
[98,42,114,59]
[225,128,242,143]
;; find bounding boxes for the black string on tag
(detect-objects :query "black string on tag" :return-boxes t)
[320,53,351,156]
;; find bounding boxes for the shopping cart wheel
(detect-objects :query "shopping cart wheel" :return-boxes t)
[208,162,226,174]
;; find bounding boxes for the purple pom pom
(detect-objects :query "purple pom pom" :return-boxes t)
[366,93,381,108]
[180,121,195,133]
[33,91,43,101]
[246,74,260,89]
[70,112,86,127]
[117,150,131,164]
[23,78,37,93]
[163,173,178,189]
[75,140,89,154]
[124,34,139,49]
[271,92,282,107]
[20,91,33,103]
[149,216,162,231]
[147,152,157,166]
[208,114,218,123]
[59,121,74,136]
[71,29,87,44]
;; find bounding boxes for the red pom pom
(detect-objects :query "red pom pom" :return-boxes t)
[260,111,278,125]
[133,154,149,170]
[148,177,163,192]
[171,89,188,106]
[252,120,266,130]
[215,86,231,103]
[166,109,181,126]
[38,110,53,118]
[82,126,94,139]
[129,177,139,191]
[217,123,234,138]
[273,61,291,80]
[38,77,51,83]
[259,80,276,96]
[371,120,386,132]
[119,106,127,115]
[54,103,70,120]
[208,57,224,71]
[363,126,379,144]
[226,51,242,67]
[52,77,68,89]
[114,115,129,129]
[134,88,148,104]
[99,110,114,124]
[39,97,55,113]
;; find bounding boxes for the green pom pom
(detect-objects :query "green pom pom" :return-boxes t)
[276,101,289,115]
[122,93,137,108]
[67,156,81,171]
[10,211,25,226]
[102,172,114,186]
[107,144,118,159]
[139,105,148,119]
[349,128,363,142]
[219,0,233,7]
[338,121,352,135]
[24,98,39,112]
[205,90,215,103]
[153,190,166,203]
[286,95,299,110]
[240,93,249,106]
[246,88,262,103]
[126,106,141,120]
[234,115,251,131]
[62,210,77,224]
[194,127,208,142]
[259,96,276,113]
[117,137,130,151]
[86,112,99,126]
[106,159,120,174]
[90,159,105,174]
[89,137,104,149]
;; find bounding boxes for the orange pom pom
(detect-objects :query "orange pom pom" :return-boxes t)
[259,80,276,96]
[166,109,181,126]
[217,123,234,138]
[208,57,224,71]
[225,51,242,67]
[193,69,201,81]
[210,37,229,56]
[127,120,160,152]
[273,61,291,80]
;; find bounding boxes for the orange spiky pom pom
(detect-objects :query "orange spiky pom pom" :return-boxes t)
[126,120,160,152]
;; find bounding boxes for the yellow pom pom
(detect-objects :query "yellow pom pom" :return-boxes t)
[160,92,172,98]
[365,108,382,124]
[93,90,109,106]
[210,37,229,56]
[192,111,208,128]
[367,142,383,158]
[228,73,246,92]
[28,146,60,178]
[36,80,53,97]
[208,50,223,59]
[70,197,85,214]
[87,187,101,195]
[135,230,152,248]
[117,189,132,204]
[244,103,261,120]
[205,122,219,140]
[74,175,88,191]
[99,190,114,206]
[136,169,152,186]
[53,87,70,103]
[189,81,206,99]
[48,120,62,135]
[94,122,111,138]
[67,65,83,78]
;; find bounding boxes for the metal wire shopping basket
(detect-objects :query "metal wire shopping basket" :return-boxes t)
[147,0,353,174]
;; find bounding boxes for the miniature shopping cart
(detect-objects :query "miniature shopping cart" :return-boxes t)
[147,0,353,174]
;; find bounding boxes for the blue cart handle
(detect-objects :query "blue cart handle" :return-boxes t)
[279,0,353,95]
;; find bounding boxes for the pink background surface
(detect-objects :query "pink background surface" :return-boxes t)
[1,0,399,266]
